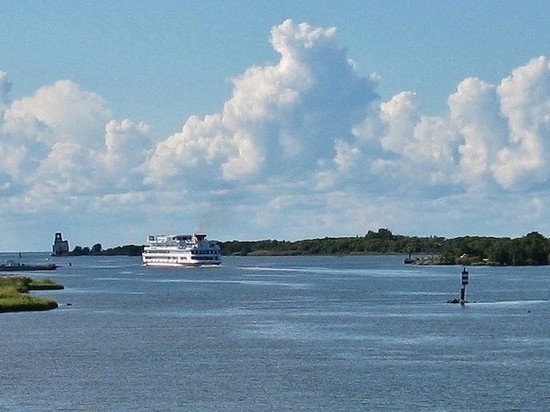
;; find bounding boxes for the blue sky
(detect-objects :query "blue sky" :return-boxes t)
[1,1,549,251]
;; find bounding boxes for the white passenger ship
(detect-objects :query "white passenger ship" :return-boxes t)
[142,233,221,267]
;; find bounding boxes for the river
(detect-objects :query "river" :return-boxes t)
[1,254,549,410]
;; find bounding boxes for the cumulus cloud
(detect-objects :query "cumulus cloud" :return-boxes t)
[146,19,377,188]
[1,20,550,248]
[449,77,504,187]
[494,56,550,188]
[352,56,550,196]
[3,80,111,146]
[0,77,151,216]
[101,119,152,188]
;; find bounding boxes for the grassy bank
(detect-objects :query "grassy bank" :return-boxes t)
[0,276,63,313]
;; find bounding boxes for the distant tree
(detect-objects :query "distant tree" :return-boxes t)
[488,241,512,265]
[521,231,549,265]
[100,244,144,256]
[72,246,83,255]
[92,243,102,254]
[366,228,395,240]
[215,231,550,265]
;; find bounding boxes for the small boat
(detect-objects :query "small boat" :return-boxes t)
[0,261,58,271]
[142,233,221,267]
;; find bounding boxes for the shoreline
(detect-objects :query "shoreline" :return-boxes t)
[0,276,64,313]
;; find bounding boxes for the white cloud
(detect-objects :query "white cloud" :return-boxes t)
[3,80,111,146]
[494,56,550,189]
[1,22,550,250]
[0,76,152,219]
[449,77,504,187]
[352,57,550,196]
[101,119,152,189]
[378,91,421,154]
[146,19,377,189]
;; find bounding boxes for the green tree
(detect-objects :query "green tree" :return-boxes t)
[72,246,83,255]
[522,231,549,265]
[488,241,511,265]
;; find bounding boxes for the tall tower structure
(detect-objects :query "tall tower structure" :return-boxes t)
[52,232,70,256]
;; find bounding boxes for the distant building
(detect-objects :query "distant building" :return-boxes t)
[52,232,70,256]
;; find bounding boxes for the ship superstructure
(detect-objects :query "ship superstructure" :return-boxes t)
[142,233,221,267]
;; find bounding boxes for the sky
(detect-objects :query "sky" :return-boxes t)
[1,1,550,251]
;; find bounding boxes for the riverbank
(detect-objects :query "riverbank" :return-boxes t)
[0,276,63,313]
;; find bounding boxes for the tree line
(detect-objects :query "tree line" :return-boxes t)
[67,243,143,256]
[220,228,550,265]
[67,228,550,265]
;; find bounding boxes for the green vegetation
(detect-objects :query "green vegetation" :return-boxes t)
[221,228,441,256]
[68,243,144,256]
[435,231,550,266]
[100,244,144,256]
[220,229,550,266]
[67,242,104,256]
[0,276,63,313]
[69,228,550,265]
[27,278,65,290]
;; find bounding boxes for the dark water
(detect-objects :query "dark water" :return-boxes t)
[1,254,549,411]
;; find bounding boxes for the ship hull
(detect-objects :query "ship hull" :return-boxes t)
[142,261,221,267]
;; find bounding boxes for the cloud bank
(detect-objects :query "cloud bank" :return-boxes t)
[1,20,549,248]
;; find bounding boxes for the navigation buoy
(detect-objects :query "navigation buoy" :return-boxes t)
[447,267,469,304]
[460,267,469,304]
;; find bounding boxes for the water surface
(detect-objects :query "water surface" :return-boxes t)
[1,254,549,410]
